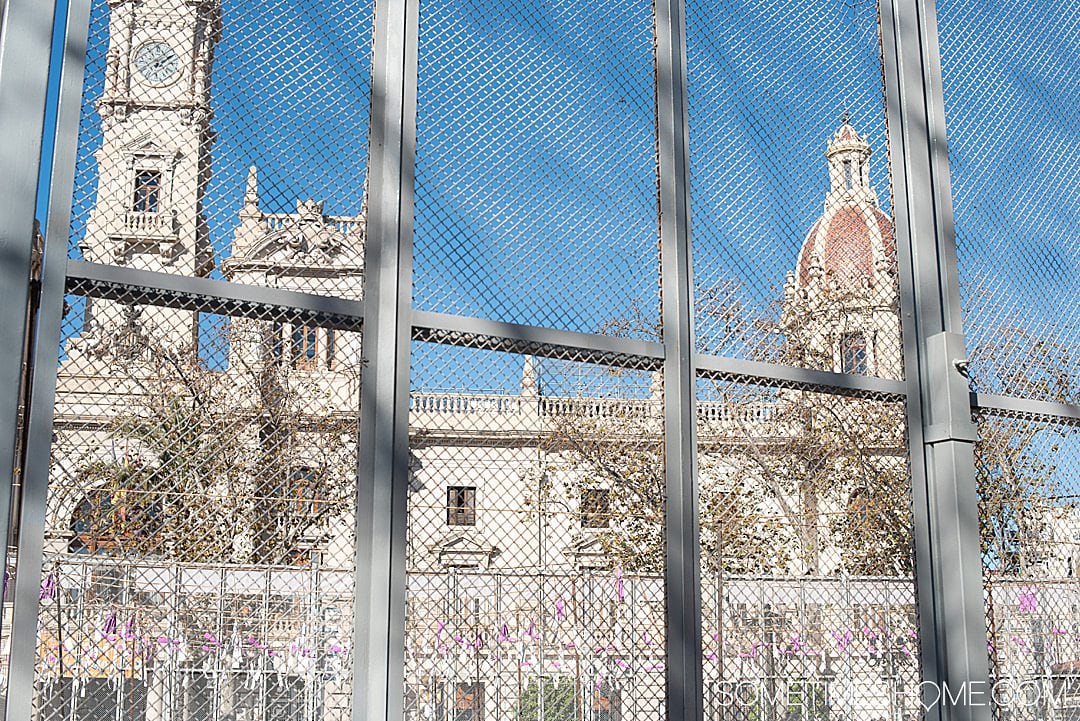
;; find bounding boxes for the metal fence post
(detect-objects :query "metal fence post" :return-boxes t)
[880,0,991,718]
[3,0,90,717]
[352,0,418,714]
[0,0,59,633]
[655,0,704,717]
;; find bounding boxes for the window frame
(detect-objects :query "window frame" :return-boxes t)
[839,332,869,375]
[580,487,611,529]
[290,324,320,370]
[131,169,163,213]
[446,486,477,526]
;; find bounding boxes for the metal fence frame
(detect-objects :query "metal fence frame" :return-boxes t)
[1,0,1078,719]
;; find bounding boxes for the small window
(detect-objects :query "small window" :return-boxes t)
[581,488,610,529]
[843,161,854,191]
[848,489,875,527]
[454,682,483,721]
[447,486,476,526]
[132,171,162,213]
[264,322,284,365]
[840,332,868,375]
[291,325,318,369]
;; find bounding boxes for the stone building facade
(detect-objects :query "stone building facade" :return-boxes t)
[29,1,1004,720]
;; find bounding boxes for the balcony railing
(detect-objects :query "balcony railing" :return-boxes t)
[123,209,177,236]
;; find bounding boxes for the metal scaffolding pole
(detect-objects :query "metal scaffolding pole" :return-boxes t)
[3,1,91,717]
[0,0,59,643]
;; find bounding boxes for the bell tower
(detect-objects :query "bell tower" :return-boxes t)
[77,0,221,352]
[82,0,220,276]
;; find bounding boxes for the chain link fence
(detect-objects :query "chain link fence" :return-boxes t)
[406,346,667,719]
[687,0,901,380]
[938,0,1079,404]
[0,0,1076,719]
[412,0,659,334]
[68,0,373,298]
[697,380,919,720]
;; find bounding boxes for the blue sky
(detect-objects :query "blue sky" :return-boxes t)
[35,0,1078,399]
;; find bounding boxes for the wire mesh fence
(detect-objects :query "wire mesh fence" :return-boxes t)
[24,297,359,721]
[68,0,373,298]
[405,344,667,720]
[686,0,902,380]
[977,411,1080,718]
[2,0,1078,718]
[411,0,660,335]
[697,380,919,719]
[937,0,1080,404]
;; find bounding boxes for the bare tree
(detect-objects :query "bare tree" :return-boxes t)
[65,320,357,565]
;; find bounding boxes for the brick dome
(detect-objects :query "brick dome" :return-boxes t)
[792,116,897,291]
[795,204,895,289]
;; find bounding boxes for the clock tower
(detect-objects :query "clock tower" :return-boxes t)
[79,0,221,350]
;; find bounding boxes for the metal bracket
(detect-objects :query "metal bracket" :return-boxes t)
[924,331,978,444]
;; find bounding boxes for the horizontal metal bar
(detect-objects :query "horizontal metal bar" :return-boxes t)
[65,261,364,330]
[970,392,1080,425]
[411,309,665,370]
[695,352,908,398]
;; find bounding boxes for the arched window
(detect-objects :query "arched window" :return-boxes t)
[69,489,161,555]
[843,161,854,190]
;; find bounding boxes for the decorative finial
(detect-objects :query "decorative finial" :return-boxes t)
[521,355,538,397]
[243,165,259,210]
[840,109,850,125]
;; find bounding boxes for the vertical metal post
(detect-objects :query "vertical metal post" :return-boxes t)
[352,0,418,713]
[3,1,90,718]
[880,0,990,719]
[0,0,59,623]
[655,0,703,717]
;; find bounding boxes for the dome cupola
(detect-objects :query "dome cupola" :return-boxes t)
[791,114,896,293]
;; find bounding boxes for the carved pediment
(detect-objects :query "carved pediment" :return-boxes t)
[429,532,499,570]
[120,134,179,160]
[243,200,363,267]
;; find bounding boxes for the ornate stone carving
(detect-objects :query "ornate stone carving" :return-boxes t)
[248,200,355,263]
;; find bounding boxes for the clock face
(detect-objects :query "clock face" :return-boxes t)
[134,42,180,84]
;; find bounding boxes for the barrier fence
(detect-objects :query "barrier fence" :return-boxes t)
[0,0,1076,719]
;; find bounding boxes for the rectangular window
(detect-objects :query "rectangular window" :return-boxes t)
[132,170,162,213]
[266,322,284,366]
[291,325,318,369]
[289,468,320,516]
[843,161,854,190]
[840,332,868,375]
[447,486,476,526]
[581,488,610,528]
